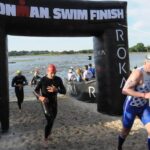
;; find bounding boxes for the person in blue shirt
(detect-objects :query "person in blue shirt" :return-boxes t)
[88,63,95,78]
[117,55,150,150]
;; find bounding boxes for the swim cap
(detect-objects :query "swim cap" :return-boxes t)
[16,70,21,74]
[47,64,56,73]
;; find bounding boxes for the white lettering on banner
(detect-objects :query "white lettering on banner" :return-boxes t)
[53,8,88,20]
[120,77,126,88]
[30,7,49,18]
[115,29,128,88]
[119,62,126,74]
[116,29,124,41]
[0,3,16,16]
[94,49,106,57]
[90,9,124,20]
[39,7,50,19]
[30,7,39,18]
[89,86,96,98]
[117,47,126,59]
[0,3,5,15]
[6,4,16,16]
[0,2,125,21]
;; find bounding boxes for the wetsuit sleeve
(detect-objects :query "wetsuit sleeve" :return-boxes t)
[23,76,28,86]
[57,78,66,95]
[11,77,16,87]
[34,79,42,95]
[31,76,35,85]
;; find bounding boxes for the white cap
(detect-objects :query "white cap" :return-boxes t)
[68,69,72,73]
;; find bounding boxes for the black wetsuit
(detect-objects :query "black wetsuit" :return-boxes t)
[34,75,66,139]
[31,75,41,86]
[11,75,28,110]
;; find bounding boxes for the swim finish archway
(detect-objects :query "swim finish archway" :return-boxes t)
[0,0,129,131]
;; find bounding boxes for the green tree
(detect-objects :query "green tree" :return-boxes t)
[135,43,146,52]
[129,43,146,52]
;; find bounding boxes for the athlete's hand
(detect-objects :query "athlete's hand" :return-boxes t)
[39,96,47,103]
[47,85,58,93]
[17,84,23,87]
[16,84,23,90]
[143,92,150,99]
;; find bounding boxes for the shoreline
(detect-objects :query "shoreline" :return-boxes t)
[0,95,146,150]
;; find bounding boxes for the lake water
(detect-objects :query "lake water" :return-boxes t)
[8,53,147,101]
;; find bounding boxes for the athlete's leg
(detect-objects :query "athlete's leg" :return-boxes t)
[44,106,57,139]
[15,90,22,110]
[17,96,21,110]
[45,115,55,139]
[141,106,150,150]
[18,89,24,110]
[17,92,24,110]
[117,100,136,150]
[145,123,150,150]
[118,127,131,150]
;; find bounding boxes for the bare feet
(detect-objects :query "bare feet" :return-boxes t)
[43,138,48,149]
[48,136,53,141]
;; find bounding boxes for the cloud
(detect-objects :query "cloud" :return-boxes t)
[125,0,150,46]
[78,0,150,47]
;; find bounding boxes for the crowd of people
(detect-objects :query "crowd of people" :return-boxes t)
[67,63,95,82]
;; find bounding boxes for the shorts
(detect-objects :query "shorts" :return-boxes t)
[122,99,150,128]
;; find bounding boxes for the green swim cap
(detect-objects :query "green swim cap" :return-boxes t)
[16,70,21,74]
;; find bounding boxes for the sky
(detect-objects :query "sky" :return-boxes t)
[8,0,150,51]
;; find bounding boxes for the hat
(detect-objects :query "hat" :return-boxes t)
[16,70,21,74]
[68,69,72,73]
[47,64,56,73]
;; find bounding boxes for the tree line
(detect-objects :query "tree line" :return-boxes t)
[129,43,150,52]
[8,49,93,56]
[8,43,150,56]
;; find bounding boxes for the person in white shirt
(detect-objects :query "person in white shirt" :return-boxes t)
[83,65,93,81]
[67,68,76,81]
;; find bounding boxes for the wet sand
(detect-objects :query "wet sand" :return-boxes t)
[0,95,147,150]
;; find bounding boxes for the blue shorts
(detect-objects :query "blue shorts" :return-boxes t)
[122,99,150,128]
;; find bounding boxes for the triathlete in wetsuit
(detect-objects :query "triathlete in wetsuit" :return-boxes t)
[117,56,150,150]
[11,70,28,110]
[34,64,66,147]
[31,69,41,86]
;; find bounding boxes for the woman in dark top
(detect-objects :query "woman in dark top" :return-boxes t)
[34,64,66,148]
[11,70,28,111]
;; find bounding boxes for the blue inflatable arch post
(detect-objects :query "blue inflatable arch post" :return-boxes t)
[0,0,129,131]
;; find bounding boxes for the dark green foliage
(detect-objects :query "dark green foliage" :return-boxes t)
[129,43,149,52]
[8,49,93,56]
[8,43,150,56]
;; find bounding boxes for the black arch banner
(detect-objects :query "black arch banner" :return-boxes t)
[0,0,127,35]
[0,0,129,131]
